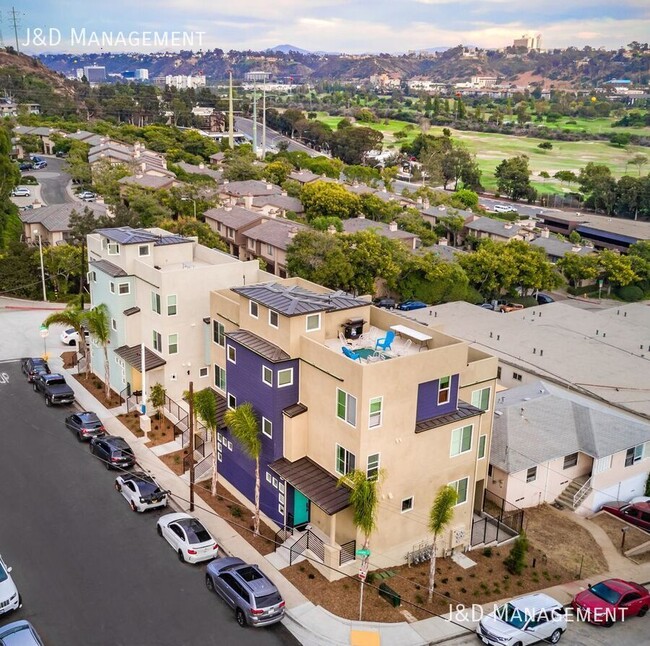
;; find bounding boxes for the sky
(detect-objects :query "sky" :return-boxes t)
[6,0,650,54]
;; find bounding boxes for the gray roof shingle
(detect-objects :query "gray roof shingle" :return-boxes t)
[251,194,304,213]
[20,202,106,233]
[465,217,522,238]
[226,330,290,363]
[220,180,283,197]
[203,206,263,229]
[89,259,127,278]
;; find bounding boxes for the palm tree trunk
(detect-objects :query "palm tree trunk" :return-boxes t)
[253,458,260,536]
[211,428,218,496]
[103,344,111,402]
[79,338,89,378]
[427,540,437,603]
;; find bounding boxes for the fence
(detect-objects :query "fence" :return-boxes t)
[483,490,525,535]
[289,533,309,566]
[339,539,356,566]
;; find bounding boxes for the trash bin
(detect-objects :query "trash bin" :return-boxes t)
[378,582,401,607]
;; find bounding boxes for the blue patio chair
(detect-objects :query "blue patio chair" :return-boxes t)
[375,330,395,351]
[342,346,362,362]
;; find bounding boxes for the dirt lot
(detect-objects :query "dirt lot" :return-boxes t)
[72,374,121,409]
[524,505,608,577]
[591,512,650,557]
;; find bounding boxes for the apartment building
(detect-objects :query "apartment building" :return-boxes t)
[209,278,497,576]
[87,226,269,402]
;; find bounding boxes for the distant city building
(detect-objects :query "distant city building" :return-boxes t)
[83,66,107,84]
[244,71,272,83]
[513,33,542,51]
[153,74,206,89]
[75,68,84,80]
[134,69,149,81]
[470,76,498,88]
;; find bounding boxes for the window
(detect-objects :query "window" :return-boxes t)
[152,330,162,352]
[336,389,357,426]
[488,464,493,478]
[248,238,255,250]
[369,397,382,428]
[168,334,178,355]
[89,270,96,282]
[625,444,646,467]
[526,467,537,483]
[450,477,469,505]
[401,497,414,513]
[438,375,451,404]
[226,226,234,239]
[367,453,380,481]
[496,367,502,380]
[107,242,120,255]
[306,313,321,332]
[269,310,279,328]
[227,345,236,364]
[138,244,150,256]
[267,243,274,255]
[266,472,272,484]
[214,365,226,391]
[151,291,161,314]
[272,477,278,488]
[167,295,177,316]
[227,393,237,410]
[513,372,523,382]
[111,318,117,331]
[335,445,356,475]
[450,425,473,457]
[563,452,579,469]
[249,301,258,318]
[478,435,487,460]
[109,282,115,294]
[262,365,273,386]
[199,367,209,378]
[262,417,272,439]
[471,387,491,411]
[278,368,293,388]
[213,320,225,346]
[118,282,130,295]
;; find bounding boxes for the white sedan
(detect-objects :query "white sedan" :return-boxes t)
[156,512,219,563]
[115,472,168,513]
[0,554,20,616]
[60,327,89,346]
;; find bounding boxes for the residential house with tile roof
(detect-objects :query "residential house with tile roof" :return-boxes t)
[342,215,421,250]
[20,202,107,246]
[218,180,283,209]
[203,205,265,257]
[464,216,536,243]
[250,194,304,217]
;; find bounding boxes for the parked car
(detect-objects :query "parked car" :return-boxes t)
[90,435,136,470]
[630,496,650,505]
[499,303,525,313]
[32,373,75,406]
[55,151,67,158]
[77,191,96,202]
[29,155,43,162]
[60,327,89,346]
[205,557,285,627]
[32,160,47,170]
[478,303,494,310]
[397,299,427,311]
[536,293,555,305]
[115,471,168,513]
[19,162,33,171]
[10,187,30,197]
[476,592,567,645]
[21,357,50,383]
[571,578,650,626]
[600,500,650,532]
[64,411,106,442]
[372,297,396,309]
[157,512,219,563]
[0,621,45,646]
[494,204,518,213]
[0,553,20,616]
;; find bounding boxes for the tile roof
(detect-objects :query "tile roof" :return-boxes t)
[269,457,351,515]
[20,202,106,233]
[491,380,650,473]
[465,217,523,238]
[89,259,127,278]
[233,282,367,317]
[95,227,189,246]
[251,194,304,213]
[114,345,166,371]
[226,330,290,363]
[342,217,418,241]
[203,206,263,229]
[220,180,283,197]
[415,401,484,434]
[530,237,594,258]
[241,219,309,251]
[288,170,322,184]
[118,175,176,190]
[176,161,222,180]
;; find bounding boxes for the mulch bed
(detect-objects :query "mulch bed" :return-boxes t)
[195,481,277,556]
[72,374,122,409]
[144,414,177,447]
[116,411,145,438]
[159,447,194,476]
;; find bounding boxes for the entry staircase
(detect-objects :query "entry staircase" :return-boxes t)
[554,474,592,510]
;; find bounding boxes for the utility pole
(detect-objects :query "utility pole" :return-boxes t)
[262,79,267,160]
[11,6,19,53]
[252,78,258,157]
[189,380,195,512]
[228,69,234,149]
[33,229,46,301]
[80,237,85,309]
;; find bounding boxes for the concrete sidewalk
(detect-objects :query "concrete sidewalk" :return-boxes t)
[53,358,650,646]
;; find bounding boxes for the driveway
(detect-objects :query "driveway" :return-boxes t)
[24,155,73,205]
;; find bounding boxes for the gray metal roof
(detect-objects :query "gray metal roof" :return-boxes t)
[114,345,166,371]
[89,259,127,278]
[203,206,263,229]
[20,202,106,233]
[342,217,418,241]
[288,170,322,184]
[491,380,650,474]
[530,237,594,259]
[226,330,290,363]
[176,161,221,180]
[95,227,189,246]
[232,282,367,317]
[415,401,484,434]
[118,175,175,189]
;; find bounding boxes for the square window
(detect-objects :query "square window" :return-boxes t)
[336,389,357,426]
[249,301,259,318]
[513,372,522,382]
[450,425,473,457]
[199,367,209,378]
[167,295,177,316]
[438,375,451,404]
[262,417,272,439]
[217,450,222,463]
[277,368,293,388]
[526,467,537,483]
[266,472,272,483]
[168,333,178,354]
[138,244,150,256]
[151,291,161,314]
[335,444,356,475]
[279,481,285,493]
[269,310,279,328]
[118,282,130,295]
[262,365,273,386]
[367,453,380,481]
[279,493,285,505]
[478,435,487,460]
[107,242,120,255]
[227,345,236,364]
[563,452,578,469]
[278,503,285,514]
[227,393,237,410]
[109,282,115,294]
[213,320,225,346]
[450,477,469,505]
[306,313,321,332]
[152,330,162,352]
[401,497,414,513]
[214,365,226,391]
[471,387,491,411]
[369,397,382,428]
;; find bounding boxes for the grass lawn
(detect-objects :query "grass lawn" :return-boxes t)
[541,116,650,137]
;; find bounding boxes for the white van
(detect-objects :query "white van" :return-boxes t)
[494,204,518,214]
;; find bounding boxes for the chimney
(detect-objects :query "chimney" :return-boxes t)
[423,199,430,209]
[388,221,398,232]
[327,225,337,234]
[244,194,253,210]
[438,238,448,246]
[288,227,299,239]
[223,179,229,185]
[199,163,205,169]
[224,206,232,212]
[540,227,550,239]
[417,196,423,204]
[281,190,287,197]
[358,213,366,220]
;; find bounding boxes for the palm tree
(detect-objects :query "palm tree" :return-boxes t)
[43,306,90,378]
[427,485,457,602]
[85,303,112,402]
[194,388,219,496]
[224,403,262,535]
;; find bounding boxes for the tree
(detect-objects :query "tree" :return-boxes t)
[85,303,112,402]
[428,485,457,602]
[494,156,533,201]
[41,244,82,296]
[193,388,220,496]
[553,170,578,187]
[453,189,479,210]
[224,403,262,535]
[148,383,166,421]
[599,250,638,291]
[263,159,293,186]
[630,153,648,177]
[578,163,617,214]
[158,218,228,252]
[43,306,90,376]
[438,215,466,247]
[504,532,529,575]
[538,141,553,150]
[330,127,383,165]
[609,132,631,147]
[301,181,361,221]
[557,253,599,289]
[68,206,102,244]
[311,216,343,232]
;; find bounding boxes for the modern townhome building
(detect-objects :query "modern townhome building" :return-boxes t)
[87,226,269,402]
[489,381,650,513]
[209,278,498,577]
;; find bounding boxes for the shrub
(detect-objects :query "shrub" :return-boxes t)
[504,533,529,575]
[616,285,644,302]
[230,505,243,519]
[482,547,493,558]
[415,593,424,605]
[538,141,553,150]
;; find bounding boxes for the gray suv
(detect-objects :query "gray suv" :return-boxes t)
[205,557,285,627]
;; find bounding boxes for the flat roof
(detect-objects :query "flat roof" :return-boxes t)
[539,212,650,241]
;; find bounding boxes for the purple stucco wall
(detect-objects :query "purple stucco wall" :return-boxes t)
[416,374,459,422]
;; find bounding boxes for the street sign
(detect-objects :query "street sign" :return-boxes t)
[40,327,49,338]
[356,548,371,558]
[358,569,366,581]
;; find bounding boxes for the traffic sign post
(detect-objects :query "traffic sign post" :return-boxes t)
[40,325,49,357]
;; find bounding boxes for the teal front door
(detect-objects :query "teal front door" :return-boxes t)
[293,489,310,528]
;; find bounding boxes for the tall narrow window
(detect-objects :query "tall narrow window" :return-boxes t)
[152,330,162,352]
[167,295,177,316]
[450,477,469,505]
[262,417,273,439]
[366,453,380,481]
[335,445,356,475]
[478,435,487,460]
[438,375,451,404]
[450,425,473,456]
[471,387,491,411]
[151,291,161,314]
[213,320,225,346]
[214,365,226,391]
[369,397,382,428]
[269,310,279,328]
[168,334,178,354]
[336,389,357,426]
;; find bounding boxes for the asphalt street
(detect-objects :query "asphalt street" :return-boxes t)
[24,156,73,205]
[235,117,326,157]
[0,359,300,646]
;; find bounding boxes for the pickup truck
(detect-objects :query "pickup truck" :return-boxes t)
[32,373,75,406]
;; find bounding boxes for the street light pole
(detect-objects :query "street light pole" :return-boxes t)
[252,78,258,157]
[33,229,47,302]
[262,79,267,159]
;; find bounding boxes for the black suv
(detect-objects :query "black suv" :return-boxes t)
[372,297,396,309]
[21,357,50,383]
[65,412,106,441]
[90,436,136,470]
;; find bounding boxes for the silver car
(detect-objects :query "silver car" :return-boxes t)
[205,557,285,627]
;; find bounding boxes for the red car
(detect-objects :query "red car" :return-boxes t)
[572,579,650,626]
[600,500,650,532]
